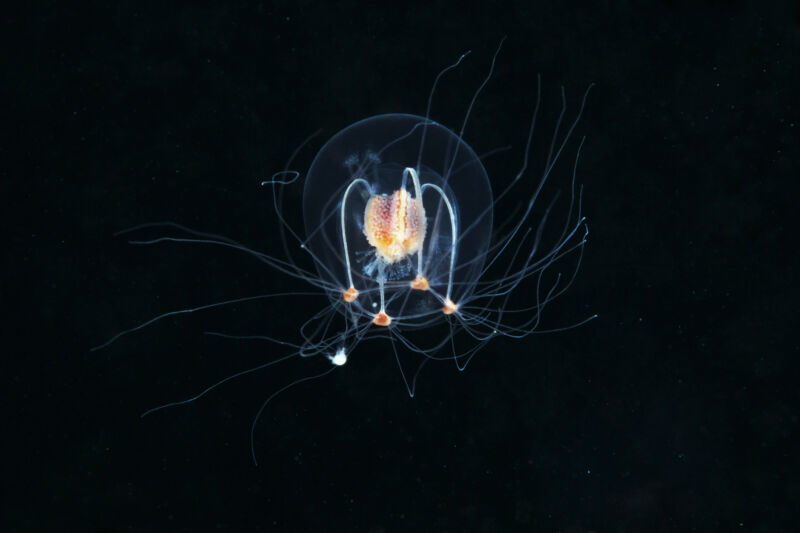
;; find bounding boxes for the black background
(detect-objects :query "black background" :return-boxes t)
[7,0,798,531]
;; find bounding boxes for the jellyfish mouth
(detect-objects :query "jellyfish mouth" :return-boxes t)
[363,187,426,264]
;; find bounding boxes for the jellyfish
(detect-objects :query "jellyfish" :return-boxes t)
[94,42,595,463]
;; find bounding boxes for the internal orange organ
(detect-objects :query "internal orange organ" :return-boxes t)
[363,188,426,263]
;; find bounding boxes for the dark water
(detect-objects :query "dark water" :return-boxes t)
[8,1,797,531]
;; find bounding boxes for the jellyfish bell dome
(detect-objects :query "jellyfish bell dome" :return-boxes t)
[303,113,493,325]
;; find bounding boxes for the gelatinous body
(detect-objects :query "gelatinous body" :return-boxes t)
[303,113,492,330]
